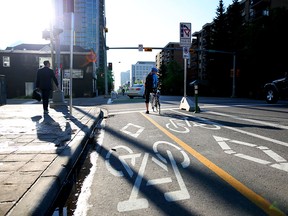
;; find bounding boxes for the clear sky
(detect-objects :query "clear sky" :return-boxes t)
[106,0,232,88]
[0,0,232,89]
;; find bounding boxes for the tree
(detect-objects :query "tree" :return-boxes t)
[207,0,230,96]
[161,61,183,95]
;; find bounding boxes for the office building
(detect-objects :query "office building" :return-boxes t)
[131,61,156,85]
[120,70,130,86]
[60,0,106,70]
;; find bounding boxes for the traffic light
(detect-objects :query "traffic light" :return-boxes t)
[108,62,112,70]
[144,48,152,52]
[189,48,195,54]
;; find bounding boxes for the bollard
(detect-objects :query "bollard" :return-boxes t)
[194,82,200,113]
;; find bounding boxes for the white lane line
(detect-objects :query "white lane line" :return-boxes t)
[172,109,288,148]
[206,111,288,130]
[224,125,288,147]
[271,163,288,172]
[73,119,106,216]
[230,140,257,147]
[109,107,178,115]
[234,153,271,165]
[218,141,231,150]
[263,149,286,163]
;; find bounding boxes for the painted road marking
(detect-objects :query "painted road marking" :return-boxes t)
[153,141,190,168]
[166,118,190,133]
[166,116,221,133]
[207,111,288,130]
[105,145,141,177]
[172,109,288,148]
[117,153,150,212]
[120,123,144,138]
[164,150,190,202]
[141,112,285,216]
[105,142,191,212]
[214,136,288,172]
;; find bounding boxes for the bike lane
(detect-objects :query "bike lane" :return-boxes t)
[145,109,288,215]
[76,109,285,216]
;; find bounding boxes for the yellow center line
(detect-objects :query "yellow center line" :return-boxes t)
[141,112,286,216]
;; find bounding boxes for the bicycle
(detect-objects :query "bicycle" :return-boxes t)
[150,89,161,114]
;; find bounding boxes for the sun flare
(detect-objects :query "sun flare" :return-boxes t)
[0,0,53,48]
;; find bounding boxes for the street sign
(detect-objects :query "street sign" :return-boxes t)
[180,22,191,47]
[183,47,190,59]
[138,44,143,52]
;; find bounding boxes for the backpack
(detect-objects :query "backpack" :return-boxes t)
[145,73,153,89]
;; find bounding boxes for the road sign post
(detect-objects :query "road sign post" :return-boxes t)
[180,23,191,47]
[179,22,196,112]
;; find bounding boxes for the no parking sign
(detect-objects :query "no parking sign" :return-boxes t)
[180,22,191,47]
[183,47,190,59]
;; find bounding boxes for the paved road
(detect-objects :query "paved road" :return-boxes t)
[70,95,288,216]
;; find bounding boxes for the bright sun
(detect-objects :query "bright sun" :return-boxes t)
[0,0,53,48]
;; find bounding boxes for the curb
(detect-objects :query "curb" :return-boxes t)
[7,109,104,216]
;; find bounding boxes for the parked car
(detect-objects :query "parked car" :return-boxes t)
[264,76,288,103]
[127,84,145,99]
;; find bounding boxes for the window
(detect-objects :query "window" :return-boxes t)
[3,56,10,67]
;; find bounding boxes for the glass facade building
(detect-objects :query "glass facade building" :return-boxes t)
[60,0,106,70]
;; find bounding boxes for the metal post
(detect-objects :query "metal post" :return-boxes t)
[104,39,108,96]
[49,24,55,69]
[49,0,66,108]
[194,82,199,113]
[104,49,108,96]
[69,12,74,114]
[184,58,187,97]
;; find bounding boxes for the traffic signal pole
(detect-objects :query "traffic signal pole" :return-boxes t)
[106,47,236,98]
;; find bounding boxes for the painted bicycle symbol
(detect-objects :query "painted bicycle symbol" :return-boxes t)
[166,116,221,133]
[105,141,190,212]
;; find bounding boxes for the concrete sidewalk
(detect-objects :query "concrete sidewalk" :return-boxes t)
[0,96,108,216]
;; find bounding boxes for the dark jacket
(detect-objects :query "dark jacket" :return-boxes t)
[36,66,58,90]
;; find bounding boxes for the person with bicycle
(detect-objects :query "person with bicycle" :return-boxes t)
[144,67,158,114]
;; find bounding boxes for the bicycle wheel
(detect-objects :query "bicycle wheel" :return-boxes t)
[154,96,158,112]
[157,96,161,115]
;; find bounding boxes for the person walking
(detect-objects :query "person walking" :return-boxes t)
[36,60,59,114]
[144,67,158,114]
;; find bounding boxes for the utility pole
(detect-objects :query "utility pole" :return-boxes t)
[50,0,66,109]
